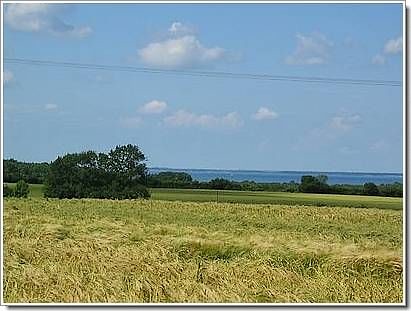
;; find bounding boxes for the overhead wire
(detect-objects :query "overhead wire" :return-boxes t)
[3,57,402,87]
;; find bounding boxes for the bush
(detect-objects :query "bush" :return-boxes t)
[3,184,14,197]
[299,175,330,194]
[209,178,240,190]
[14,180,29,198]
[363,182,380,196]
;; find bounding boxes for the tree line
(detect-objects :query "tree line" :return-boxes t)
[4,145,149,199]
[44,145,150,199]
[4,159,49,184]
[147,172,402,197]
[3,146,403,198]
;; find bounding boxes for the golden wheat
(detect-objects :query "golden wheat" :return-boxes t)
[3,198,403,303]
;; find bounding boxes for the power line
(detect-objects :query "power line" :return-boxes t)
[4,57,402,87]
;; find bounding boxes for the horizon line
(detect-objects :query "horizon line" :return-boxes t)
[149,166,403,175]
[2,158,402,175]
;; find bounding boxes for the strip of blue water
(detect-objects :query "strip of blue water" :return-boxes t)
[149,168,403,185]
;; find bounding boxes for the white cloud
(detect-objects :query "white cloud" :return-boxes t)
[68,26,92,38]
[285,32,333,65]
[221,112,243,128]
[138,35,225,69]
[384,37,402,54]
[294,112,362,151]
[44,103,58,110]
[3,70,14,85]
[372,36,402,65]
[372,54,385,65]
[138,21,226,69]
[164,110,242,128]
[4,3,92,38]
[252,107,278,121]
[139,100,167,114]
[120,116,143,128]
[329,114,361,131]
[168,22,195,36]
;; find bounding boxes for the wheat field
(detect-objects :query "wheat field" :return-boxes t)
[3,198,403,303]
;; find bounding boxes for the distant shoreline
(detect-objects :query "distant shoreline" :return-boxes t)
[148,167,403,186]
[149,167,403,176]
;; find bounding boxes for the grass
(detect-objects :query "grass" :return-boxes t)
[3,197,403,303]
[5,183,44,198]
[6,183,403,210]
[151,188,403,210]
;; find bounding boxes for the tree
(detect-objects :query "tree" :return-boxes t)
[378,182,402,197]
[44,145,150,199]
[14,180,29,198]
[3,159,20,183]
[44,153,83,198]
[147,172,193,188]
[209,178,239,190]
[317,175,328,185]
[363,182,380,196]
[3,184,14,197]
[108,144,147,182]
[299,175,330,194]
[4,159,49,184]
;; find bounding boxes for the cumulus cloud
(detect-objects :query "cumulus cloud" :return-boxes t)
[138,35,225,69]
[252,107,278,121]
[372,36,402,65]
[164,110,242,128]
[3,70,14,85]
[329,114,361,131]
[138,22,226,69]
[384,37,403,54]
[285,32,333,65]
[139,100,167,114]
[44,103,58,110]
[168,22,195,36]
[4,3,92,38]
[294,111,362,151]
[293,112,362,151]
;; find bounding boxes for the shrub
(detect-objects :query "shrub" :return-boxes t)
[299,175,330,194]
[3,184,14,197]
[14,180,29,198]
[363,182,380,196]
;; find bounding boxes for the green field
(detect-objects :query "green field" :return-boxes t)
[5,183,44,198]
[151,188,403,210]
[5,183,403,210]
[3,197,403,303]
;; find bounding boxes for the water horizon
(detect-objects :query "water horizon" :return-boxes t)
[150,166,402,176]
[148,167,403,185]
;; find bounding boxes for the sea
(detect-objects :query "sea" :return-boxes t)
[149,168,403,185]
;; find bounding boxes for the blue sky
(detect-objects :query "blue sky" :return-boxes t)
[3,2,404,172]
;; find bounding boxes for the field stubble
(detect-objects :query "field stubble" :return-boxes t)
[3,198,403,303]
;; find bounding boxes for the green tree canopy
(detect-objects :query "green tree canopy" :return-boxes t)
[14,180,29,198]
[44,145,150,199]
[363,182,380,196]
[299,175,330,194]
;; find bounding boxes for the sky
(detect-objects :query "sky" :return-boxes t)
[2,2,404,173]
